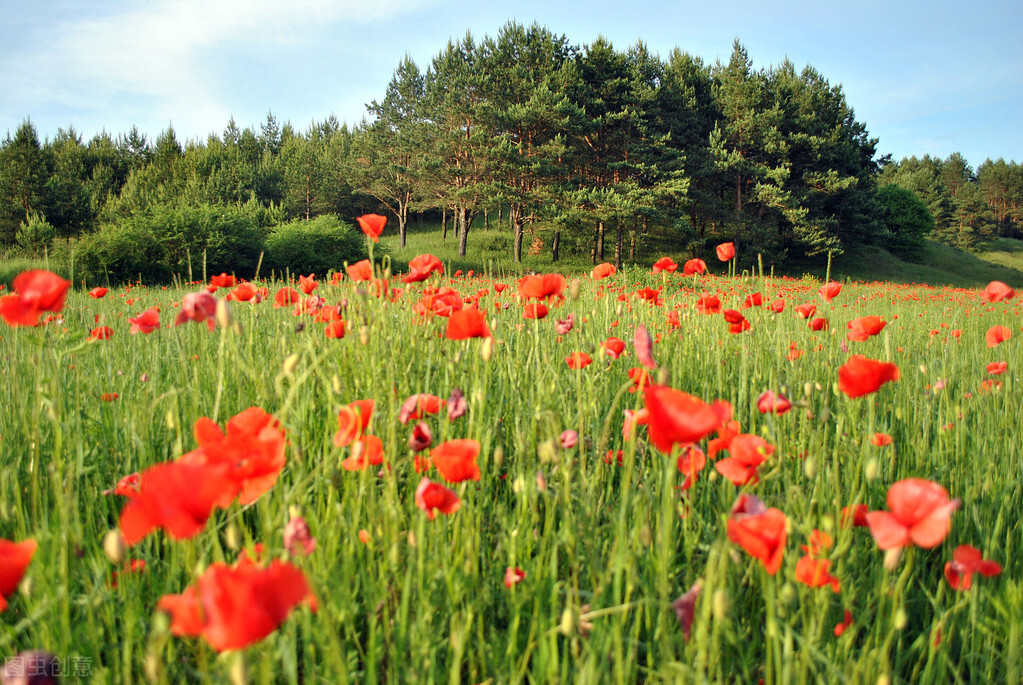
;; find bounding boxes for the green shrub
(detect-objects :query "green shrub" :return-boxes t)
[75,221,169,285]
[15,213,55,256]
[262,215,371,278]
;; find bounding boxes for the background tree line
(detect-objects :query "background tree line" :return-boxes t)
[1,22,1020,281]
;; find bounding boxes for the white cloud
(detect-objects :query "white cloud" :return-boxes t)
[5,0,430,138]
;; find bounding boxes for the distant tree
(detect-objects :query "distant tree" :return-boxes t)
[0,120,51,244]
[874,183,932,260]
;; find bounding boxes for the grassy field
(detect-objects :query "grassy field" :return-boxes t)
[0,244,1022,683]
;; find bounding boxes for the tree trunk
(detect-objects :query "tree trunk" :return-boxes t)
[629,223,637,262]
[498,205,503,223]
[614,224,623,270]
[442,209,447,240]
[590,222,599,264]
[552,230,561,262]
[513,213,524,263]
[457,206,469,257]
[484,209,490,231]
[398,216,407,249]
[597,220,605,261]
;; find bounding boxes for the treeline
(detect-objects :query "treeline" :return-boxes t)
[0,21,1019,279]
[879,154,1023,250]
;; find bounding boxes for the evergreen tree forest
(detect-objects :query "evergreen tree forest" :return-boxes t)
[1,22,1020,280]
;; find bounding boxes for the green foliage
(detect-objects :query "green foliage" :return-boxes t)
[75,218,169,284]
[15,212,55,255]
[262,214,370,277]
[874,183,933,260]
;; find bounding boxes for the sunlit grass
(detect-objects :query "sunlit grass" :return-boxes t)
[1,263,1021,683]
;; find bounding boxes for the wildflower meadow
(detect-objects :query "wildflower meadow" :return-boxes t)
[1,219,1021,683]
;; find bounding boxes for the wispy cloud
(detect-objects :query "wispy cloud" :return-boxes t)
[4,0,430,138]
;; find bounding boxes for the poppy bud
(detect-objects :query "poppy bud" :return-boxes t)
[282,353,299,377]
[656,367,670,386]
[215,298,233,329]
[864,458,878,481]
[493,446,504,466]
[883,547,902,571]
[638,525,652,547]
[164,409,177,430]
[537,439,558,463]
[104,529,126,565]
[803,456,816,480]
[332,375,342,394]
[229,652,249,685]
[225,522,243,551]
[893,609,907,630]
[569,278,581,301]
[712,588,729,621]
[559,607,576,635]
[481,336,495,362]
[144,648,162,682]
[804,382,813,397]
[406,531,417,548]
[359,325,370,345]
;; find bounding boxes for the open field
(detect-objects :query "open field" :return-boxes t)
[1,255,1021,683]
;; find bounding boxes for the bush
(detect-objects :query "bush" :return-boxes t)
[262,215,371,278]
[875,184,934,261]
[75,221,169,285]
[15,213,55,256]
[76,202,267,285]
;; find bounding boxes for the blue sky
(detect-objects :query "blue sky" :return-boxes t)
[2,0,1020,167]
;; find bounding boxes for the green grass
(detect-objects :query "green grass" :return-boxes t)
[1,261,1022,683]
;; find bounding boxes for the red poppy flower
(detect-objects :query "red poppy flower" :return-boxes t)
[346,259,373,282]
[0,538,36,611]
[870,432,893,446]
[644,385,726,453]
[837,355,899,398]
[696,292,722,315]
[635,286,663,304]
[129,307,161,334]
[944,544,1002,590]
[324,320,347,339]
[229,282,257,302]
[627,367,651,393]
[158,557,315,651]
[794,302,817,319]
[683,258,707,275]
[446,308,492,339]
[101,392,119,402]
[743,292,763,308]
[522,302,549,319]
[399,394,443,425]
[517,273,567,301]
[341,434,385,471]
[676,445,707,490]
[90,286,108,298]
[622,407,650,441]
[768,298,785,313]
[865,478,960,550]
[273,287,301,309]
[714,434,775,486]
[504,566,526,588]
[591,263,616,279]
[415,477,461,519]
[404,253,444,283]
[415,287,463,318]
[633,324,657,369]
[0,269,71,327]
[555,313,575,335]
[807,316,827,332]
[795,555,840,592]
[210,273,236,289]
[723,309,750,334]
[652,257,678,273]
[182,407,287,505]
[986,361,1008,375]
[818,281,842,303]
[716,242,735,262]
[334,400,374,447]
[565,351,593,369]
[756,390,792,415]
[409,422,433,452]
[602,337,626,359]
[298,274,318,295]
[840,504,869,527]
[727,496,786,575]
[430,439,481,483]
[119,461,238,545]
[834,609,853,637]
[88,326,115,341]
[175,292,217,329]
[982,280,1014,303]
[986,325,1011,348]
[357,214,387,242]
[846,316,886,342]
